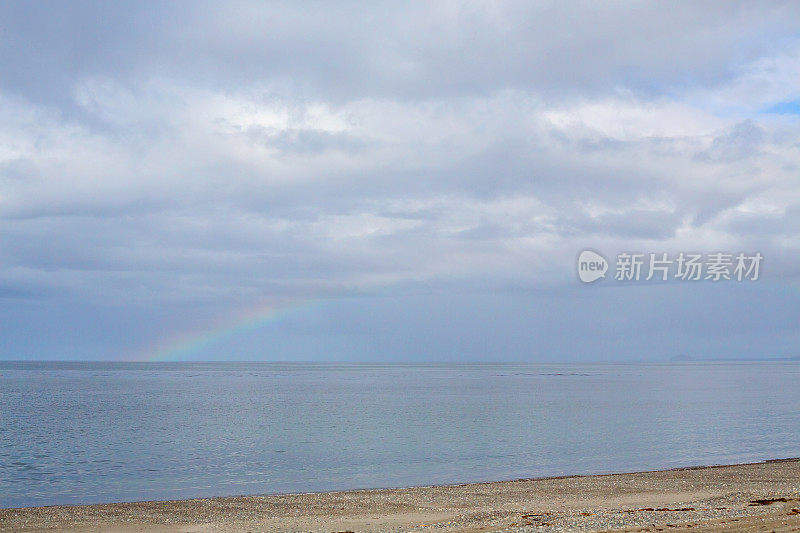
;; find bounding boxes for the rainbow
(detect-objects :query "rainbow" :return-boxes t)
[138,297,329,362]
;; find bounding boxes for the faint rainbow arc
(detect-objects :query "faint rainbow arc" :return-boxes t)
[139,298,328,362]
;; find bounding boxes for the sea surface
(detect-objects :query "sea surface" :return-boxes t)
[1,361,799,508]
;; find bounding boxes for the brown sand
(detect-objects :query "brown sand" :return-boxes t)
[1,459,799,532]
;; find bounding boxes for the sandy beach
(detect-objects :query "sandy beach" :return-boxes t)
[1,459,798,532]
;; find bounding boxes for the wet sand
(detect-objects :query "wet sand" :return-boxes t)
[1,459,799,532]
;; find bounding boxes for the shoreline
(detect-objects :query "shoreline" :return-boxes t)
[2,458,799,532]
[6,456,798,510]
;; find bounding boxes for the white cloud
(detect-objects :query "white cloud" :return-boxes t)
[2,4,800,312]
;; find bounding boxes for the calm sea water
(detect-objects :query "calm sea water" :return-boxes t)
[1,361,799,508]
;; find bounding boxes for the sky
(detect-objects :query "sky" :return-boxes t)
[1,1,799,361]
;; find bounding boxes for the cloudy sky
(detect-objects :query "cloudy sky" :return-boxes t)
[1,1,799,361]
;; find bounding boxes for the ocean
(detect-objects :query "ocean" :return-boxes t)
[1,361,798,508]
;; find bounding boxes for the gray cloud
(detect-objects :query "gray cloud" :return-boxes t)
[1,2,800,359]
[3,2,800,104]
